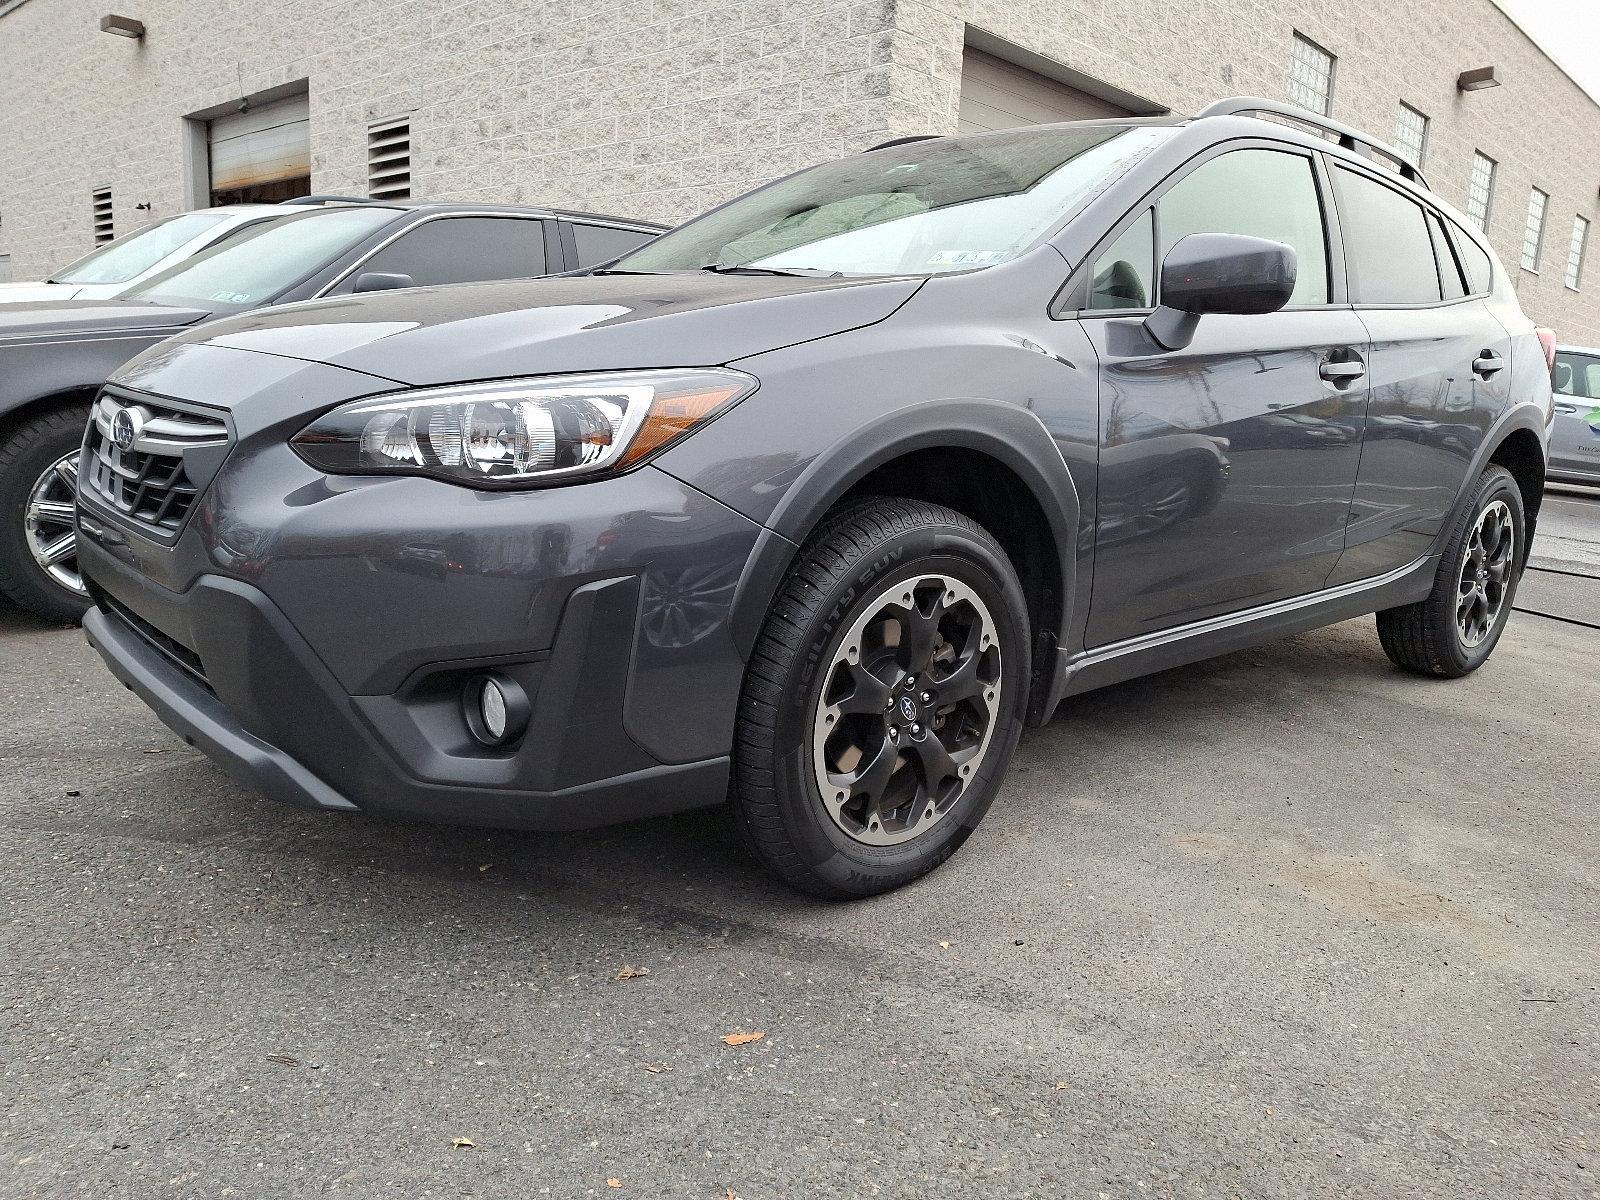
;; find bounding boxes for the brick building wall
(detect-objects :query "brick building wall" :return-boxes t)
[2,0,1598,340]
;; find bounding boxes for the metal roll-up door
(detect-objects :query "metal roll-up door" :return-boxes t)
[209,95,311,205]
[958,48,1132,133]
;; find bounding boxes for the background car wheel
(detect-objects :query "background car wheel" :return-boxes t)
[731,497,1030,898]
[1376,464,1524,678]
[0,406,92,624]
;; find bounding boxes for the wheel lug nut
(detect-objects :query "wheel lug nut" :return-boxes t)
[905,675,916,687]
[920,691,931,703]
[911,723,922,735]
[889,726,899,740]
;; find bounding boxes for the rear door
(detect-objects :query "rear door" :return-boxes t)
[1325,164,1511,583]
[1078,142,1370,646]
[1552,349,1600,482]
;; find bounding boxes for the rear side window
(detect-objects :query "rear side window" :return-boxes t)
[1332,166,1440,304]
[573,223,655,267]
[353,217,545,287]
[1426,211,1467,300]
[1157,148,1330,306]
[1451,222,1495,295]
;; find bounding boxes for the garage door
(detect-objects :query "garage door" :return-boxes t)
[959,48,1132,133]
[209,94,311,205]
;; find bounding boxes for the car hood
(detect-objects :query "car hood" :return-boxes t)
[161,272,925,385]
[0,298,214,342]
[0,282,87,304]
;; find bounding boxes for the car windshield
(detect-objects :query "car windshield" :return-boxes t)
[117,207,398,309]
[612,124,1173,277]
[50,212,235,284]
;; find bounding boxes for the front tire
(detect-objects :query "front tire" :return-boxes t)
[0,406,92,624]
[731,497,1030,898]
[1376,464,1524,678]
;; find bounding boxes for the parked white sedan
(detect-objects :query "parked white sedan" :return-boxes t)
[0,205,283,303]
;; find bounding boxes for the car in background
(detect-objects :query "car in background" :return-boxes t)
[0,206,287,304]
[1551,345,1600,485]
[0,202,662,621]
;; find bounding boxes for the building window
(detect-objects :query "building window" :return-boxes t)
[1286,33,1335,115]
[1521,188,1548,271]
[1567,215,1590,290]
[91,187,114,243]
[1466,152,1496,232]
[1392,103,1428,167]
[367,117,412,201]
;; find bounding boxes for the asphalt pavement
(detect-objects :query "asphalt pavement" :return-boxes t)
[2,492,1597,1199]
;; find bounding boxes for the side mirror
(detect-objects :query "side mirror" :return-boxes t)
[1144,233,1297,350]
[351,271,415,294]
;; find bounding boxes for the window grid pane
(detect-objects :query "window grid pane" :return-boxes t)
[1287,33,1335,115]
[1466,152,1495,231]
[1521,188,1548,271]
[1567,215,1590,290]
[1392,103,1428,166]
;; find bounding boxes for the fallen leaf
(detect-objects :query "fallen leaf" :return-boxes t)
[265,1053,299,1066]
[641,1062,671,1074]
[607,1179,622,1189]
[451,1136,475,1149]
[1053,1082,1069,1091]
[938,941,951,950]
[721,1031,765,1046]
[615,965,651,981]
[478,863,493,872]
[726,1191,740,1200]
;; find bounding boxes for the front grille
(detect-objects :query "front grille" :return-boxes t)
[81,390,230,537]
[100,592,212,693]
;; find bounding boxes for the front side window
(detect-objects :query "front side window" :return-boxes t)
[51,212,233,284]
[1158,148,1330,307]
[118,207,397,310]
[342,217,545,288]
[573,223,656,267]
[1331,166,1440,305]
[613,125,1174,278]
[1554,352,1600,398]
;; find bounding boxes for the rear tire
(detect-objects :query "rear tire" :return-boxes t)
[731,497,1030,899]
[1376,464,1523,678]
[0,406,92,624]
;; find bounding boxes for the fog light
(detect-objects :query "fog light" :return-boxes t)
[463,673,529,747]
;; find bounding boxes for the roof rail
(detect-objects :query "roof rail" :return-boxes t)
[279,194,386,206]
[1196,96,1429,189]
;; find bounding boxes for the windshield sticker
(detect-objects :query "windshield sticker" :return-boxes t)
[928,250,1010,268]
[209,291,253,304]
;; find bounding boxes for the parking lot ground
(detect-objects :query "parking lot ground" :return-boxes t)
[2,496,1597,1199]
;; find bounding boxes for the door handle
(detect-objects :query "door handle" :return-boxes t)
[1473,351,1504,377]
[1554,401,1581,415]
[1319,359,1366,383]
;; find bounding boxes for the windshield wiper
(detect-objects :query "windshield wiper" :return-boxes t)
[699,264,844,278]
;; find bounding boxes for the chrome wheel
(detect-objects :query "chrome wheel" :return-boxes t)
[24,451,84,596]
[810,574,1002,847]
[1457,499,1514,648]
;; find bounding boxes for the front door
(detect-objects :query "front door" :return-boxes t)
[1077,144,1368,647]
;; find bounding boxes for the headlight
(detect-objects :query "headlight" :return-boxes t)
[290,368,756,487]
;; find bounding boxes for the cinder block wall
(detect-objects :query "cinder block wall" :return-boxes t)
[2,0,1597,341]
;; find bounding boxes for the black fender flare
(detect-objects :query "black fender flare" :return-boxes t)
[1438,399,1549,562]
[728,397,1082,658]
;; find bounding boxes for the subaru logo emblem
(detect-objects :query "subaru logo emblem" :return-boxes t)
[110,405,145,452]
[898,695,918,722]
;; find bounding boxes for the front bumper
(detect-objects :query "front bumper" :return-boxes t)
[80,542,734,830]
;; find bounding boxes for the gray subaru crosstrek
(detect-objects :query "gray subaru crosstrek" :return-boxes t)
[77,98,1553,898]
